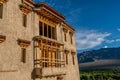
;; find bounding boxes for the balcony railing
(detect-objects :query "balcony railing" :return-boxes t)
[34,58,65,68]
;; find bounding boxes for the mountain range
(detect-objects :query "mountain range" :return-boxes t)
[77,47,120,69]
[77,47,120,63]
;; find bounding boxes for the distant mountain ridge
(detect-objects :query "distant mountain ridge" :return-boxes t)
[77,47,120,63]
[79,59,120,69]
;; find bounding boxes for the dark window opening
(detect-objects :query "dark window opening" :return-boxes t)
[44,23,47,37]
[38,21,56,40]
[54,28,56,40]
[0,4,3,19]
[48,26,51,38]
[21,48,26,63]
[72,56,75,65]
[52,27,56,39]
[23,14,27,27]
[39,22,43,35]
[66,54,68,64]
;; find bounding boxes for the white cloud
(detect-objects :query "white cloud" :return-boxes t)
[75,30,111,50]
[104,46,108,48]
[116,39,120,42]
[105,39,120,43]
[105,40,115,43]
[117,28,120,32]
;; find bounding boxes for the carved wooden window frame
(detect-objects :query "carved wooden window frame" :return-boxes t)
[22,13,27,27]
[17,39,30,63]
[39,21,57,40]
[0,35,6,43]
[19,3,32,27]
[63,28,68,42]
[71,51,76,65]
[69,32,73,44]
[21,48,26,63]
[0,0,8,19]
[64,49,69,64]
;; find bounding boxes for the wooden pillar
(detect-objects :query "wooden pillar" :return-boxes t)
[55,48,57,67]
[52,51,55,67]
[51,27,53,39]
[42,46,45,67]
[55,27,57,40]
[35,41,41,68]
[40,41,43,66]
[47,46,49,67]
[42,23,44,36]
[48,47,51,67]
[47,25,48,37]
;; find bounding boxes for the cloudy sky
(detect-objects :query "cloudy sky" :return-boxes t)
[34,0,120,53]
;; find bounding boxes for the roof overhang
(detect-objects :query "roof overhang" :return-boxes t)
[25,0,35,7]
[34,3,65,23]
[62,22,75,31]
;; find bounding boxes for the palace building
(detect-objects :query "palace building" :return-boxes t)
[0,0,80,80]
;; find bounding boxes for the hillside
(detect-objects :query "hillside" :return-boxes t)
[77,47,120,63]
[79,59,120,69]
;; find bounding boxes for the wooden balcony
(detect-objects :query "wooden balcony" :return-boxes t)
[34,59,66,77]
[42,67,66,77]
[34,58,65,67]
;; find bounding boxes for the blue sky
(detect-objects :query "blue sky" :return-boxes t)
[34,0,120,53]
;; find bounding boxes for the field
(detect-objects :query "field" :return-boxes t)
[80,68,120,80]
[79,60,120,69]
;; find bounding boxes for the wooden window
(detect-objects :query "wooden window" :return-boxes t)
[44,23,47,37]
[38,21,57,40]
[52,27,56,39]
[72,56,75,65]
[0,4,3,19]
[22,14,27,27]
[52,27,54,39]
[21,48,26,63]
[48,25,51,38]
[70,35,73,44]
[66,54,68,64]
[39,22,43,35]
